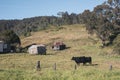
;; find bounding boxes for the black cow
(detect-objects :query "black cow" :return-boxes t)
[71,56,92,65]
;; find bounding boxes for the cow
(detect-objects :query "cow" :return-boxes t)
[71,56,92,65]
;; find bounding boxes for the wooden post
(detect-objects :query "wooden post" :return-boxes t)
[36,61,40,71]
[53,63,56,71]
[74,64,77,70]
[109,65,112,70]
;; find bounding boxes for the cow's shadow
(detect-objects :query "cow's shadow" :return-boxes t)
[83,63,98,66]
[46,53,55,55]
[66,47,71,49]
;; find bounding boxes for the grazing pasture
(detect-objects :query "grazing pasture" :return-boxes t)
[0,24,120,80]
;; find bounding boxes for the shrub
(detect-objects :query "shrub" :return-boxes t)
[112,34,120,55]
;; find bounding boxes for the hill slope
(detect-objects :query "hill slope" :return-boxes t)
[21,24,89,47]
[0,24,120,80]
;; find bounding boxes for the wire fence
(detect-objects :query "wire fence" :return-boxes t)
[0,53,78,71]
[0,53,116,71]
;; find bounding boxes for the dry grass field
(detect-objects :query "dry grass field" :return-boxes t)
[0,24,120,80]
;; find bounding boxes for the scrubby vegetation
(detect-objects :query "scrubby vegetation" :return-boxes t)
[112,34,120,55]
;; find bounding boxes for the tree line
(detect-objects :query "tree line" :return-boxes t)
[0,13,80,36]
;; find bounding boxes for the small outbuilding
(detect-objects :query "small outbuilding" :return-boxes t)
[0,41,11,53]
[52,42,66,50]
[28,44,46,55]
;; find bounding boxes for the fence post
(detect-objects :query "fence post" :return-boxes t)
[109,65,112,70]
[36,61,40,71]
[53,63,56,71]
[74,64,77,70]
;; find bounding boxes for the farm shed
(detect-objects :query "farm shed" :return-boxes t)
[28,44,46,55]
[0,41,11,53]
[52,42,66,50]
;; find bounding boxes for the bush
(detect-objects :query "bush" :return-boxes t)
[0,30,21,52]
[112,34,120,55]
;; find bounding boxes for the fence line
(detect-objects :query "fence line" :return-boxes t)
[0,61,78,71]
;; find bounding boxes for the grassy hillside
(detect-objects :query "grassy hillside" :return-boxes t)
[0,24,120,80]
